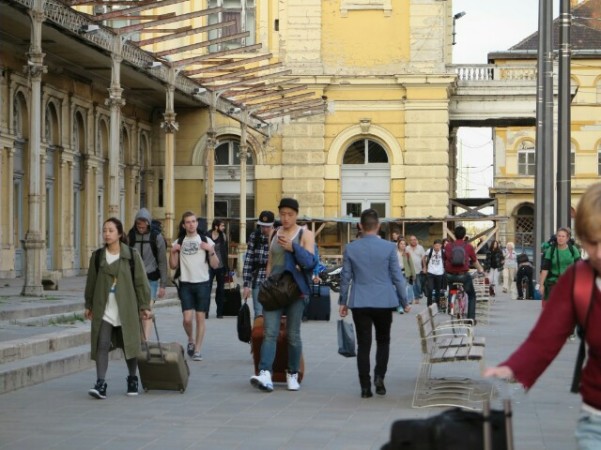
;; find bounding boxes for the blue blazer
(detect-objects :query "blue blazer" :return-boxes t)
[339,234,408,309]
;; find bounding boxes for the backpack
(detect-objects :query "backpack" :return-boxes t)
[127,220,163,262]
[426,247,444,268]
[547,241,580,278]
[450,240,467,267]
[570,260,596,393]
[94,247,135,280]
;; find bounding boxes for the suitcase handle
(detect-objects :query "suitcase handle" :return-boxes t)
[141,316,165,362]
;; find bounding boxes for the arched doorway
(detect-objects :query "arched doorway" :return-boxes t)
[72,110,85,270]
[44,101,60,270]
[341,138,390,217]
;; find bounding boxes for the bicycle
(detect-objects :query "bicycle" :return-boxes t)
[448,281,468,320]
[520,276,529,300]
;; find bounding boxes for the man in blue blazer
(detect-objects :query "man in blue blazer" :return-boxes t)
[339,209,410,398]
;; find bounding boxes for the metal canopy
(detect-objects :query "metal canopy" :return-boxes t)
[59,0,327,126]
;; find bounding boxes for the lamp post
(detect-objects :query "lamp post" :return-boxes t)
[452,11,466,46]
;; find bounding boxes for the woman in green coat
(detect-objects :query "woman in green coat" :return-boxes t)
[84,217,151,399]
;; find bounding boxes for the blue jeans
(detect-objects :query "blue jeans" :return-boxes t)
[575,407,601,450]
[148,279,159,301]
[446,273,476,320]
[258,296,306,374]
[413,273,424,299]
[252,286,263,318]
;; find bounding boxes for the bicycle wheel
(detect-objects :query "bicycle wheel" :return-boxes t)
[449,293,456,316]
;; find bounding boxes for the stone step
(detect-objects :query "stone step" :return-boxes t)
[0,343,123,395]
[0,298,84,321]
[0,326,90,364]
[11,311,86,327]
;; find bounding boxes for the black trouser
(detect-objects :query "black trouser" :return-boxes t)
[351,308,394,389]
[516,266,534,299]
[426,273,445,306]
[208,267,227,316]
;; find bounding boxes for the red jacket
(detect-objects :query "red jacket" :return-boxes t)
[501,266,601,409]
[444,240,478,273]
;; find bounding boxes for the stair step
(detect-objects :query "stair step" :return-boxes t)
[0,298,84,321]
[12,310,86,327]
[0,326,90,363]
[0,343,123,395]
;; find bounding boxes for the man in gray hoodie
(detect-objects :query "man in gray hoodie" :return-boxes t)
[128,208,168,339]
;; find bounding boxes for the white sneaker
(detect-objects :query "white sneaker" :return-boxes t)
[250,370,273,392]
[286,372,300,391]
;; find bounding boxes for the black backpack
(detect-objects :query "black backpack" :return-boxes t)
[127,221,163,262]
[450,240,467,267]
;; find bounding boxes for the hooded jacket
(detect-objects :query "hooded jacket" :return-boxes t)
[129,208,168,288]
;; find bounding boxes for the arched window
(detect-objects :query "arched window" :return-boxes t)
[343,139,388,164]
[341,138,390,218]
[517,140,535,176]
[215,139,255,165]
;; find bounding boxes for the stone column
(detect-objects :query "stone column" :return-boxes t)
[162,82,178,241]
[237,110,249,274]
[21,5,47,296]
[105,53,125,217]
[206,93,217,225]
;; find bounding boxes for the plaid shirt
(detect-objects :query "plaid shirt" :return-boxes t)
[243,230,270,288]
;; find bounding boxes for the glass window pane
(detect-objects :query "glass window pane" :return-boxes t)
[370,202,386,218]
[367,141,388,163]
[215,143,229,165]
[346,203,362,217]
[343,140,365,164]
[233,142,240,164]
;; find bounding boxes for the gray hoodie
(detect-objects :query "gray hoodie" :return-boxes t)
[129,208,168,289]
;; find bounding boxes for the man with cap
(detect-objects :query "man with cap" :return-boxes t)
[242,210,275,318]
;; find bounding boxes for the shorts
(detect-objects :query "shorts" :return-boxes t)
[179,281,211,312]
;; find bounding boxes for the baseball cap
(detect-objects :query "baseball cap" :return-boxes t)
[257,210,275,226]
[278,197,299,213]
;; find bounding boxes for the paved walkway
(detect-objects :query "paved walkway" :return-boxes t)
[0,278,582,450]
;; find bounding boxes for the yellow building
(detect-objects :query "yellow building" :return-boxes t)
[489,0,601,249]
[1,0,461,286]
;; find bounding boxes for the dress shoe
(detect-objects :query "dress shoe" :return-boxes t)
[361,388,373,398]
[374,376,386,396]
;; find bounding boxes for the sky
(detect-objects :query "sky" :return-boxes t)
[451,0,561,197]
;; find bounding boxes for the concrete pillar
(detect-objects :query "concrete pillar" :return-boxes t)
[206,95,218,226]
[21,5,47,296]
[237,110,249,275]
[162,82,177,240]
[106,53,124,217]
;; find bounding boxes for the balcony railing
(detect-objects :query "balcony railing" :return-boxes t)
[450,64,537,82]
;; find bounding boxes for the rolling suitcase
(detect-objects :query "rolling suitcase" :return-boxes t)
[223,282,242,316]
[304,283,331,321]
[138,317,190,393]
[381,398,514,450]
[251,316,304,383]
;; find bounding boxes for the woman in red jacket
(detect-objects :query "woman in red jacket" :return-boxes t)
[484,182,601,450]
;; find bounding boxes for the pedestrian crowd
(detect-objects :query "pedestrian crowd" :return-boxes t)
[82,187,601,449]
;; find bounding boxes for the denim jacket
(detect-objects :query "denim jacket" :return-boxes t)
[283,241,316,296]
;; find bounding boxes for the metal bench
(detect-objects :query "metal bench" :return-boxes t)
[413,308,491,410]
[427,303,486,347]
[473,276,492,324]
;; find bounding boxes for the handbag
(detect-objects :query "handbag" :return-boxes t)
[337,319,356,357]
[237,301,251,343]
[258,271,300,311]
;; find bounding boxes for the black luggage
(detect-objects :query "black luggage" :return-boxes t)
[304,283,331,321]
[381,398,514,450]
[137,317,190,393]
[223,282,242,316]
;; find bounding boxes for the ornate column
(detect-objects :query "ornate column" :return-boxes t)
[161,74,178,240]
[105,46,125,217]
[237,108,249,275]
[206,105,216,226]
[21,3,47,296]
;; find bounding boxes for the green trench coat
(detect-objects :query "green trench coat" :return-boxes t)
[84,243,150,361]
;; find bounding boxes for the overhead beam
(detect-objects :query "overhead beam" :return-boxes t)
[195,52,272,72]
[155,32,250,57]
[204,69,292,90]
[116,7,221,35]
[194,62,283,83]
[223,78,301,98]
[232,85,307,103]
[243,92,315,108]
[92,0,193,21]
[181,44,263,72]
[137,21,234,47]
